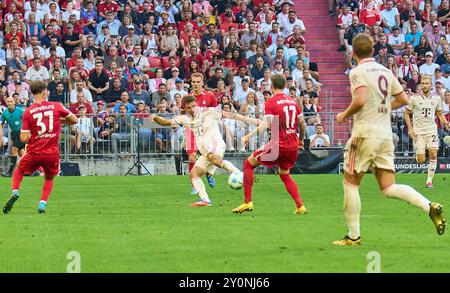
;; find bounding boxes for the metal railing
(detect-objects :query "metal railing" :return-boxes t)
[1,111,449,160]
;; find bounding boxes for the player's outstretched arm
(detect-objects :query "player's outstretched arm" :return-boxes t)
[222,111,261,125]
[241,116,270,147]
[336,86,368,123]
[64,113,78,125]
[150,114,176,127]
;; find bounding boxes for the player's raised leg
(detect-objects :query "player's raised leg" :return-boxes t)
[375,167,446,235]
[232,155,259,214]
[426,148,438,188]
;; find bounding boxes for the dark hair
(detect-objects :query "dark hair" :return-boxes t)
[30,81,48,95]
[222,102,232,109]
[182,95,197,105]
[270,74,286,90]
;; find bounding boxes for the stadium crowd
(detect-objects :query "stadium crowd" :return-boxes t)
[0,0,328,154]
[337,0,450,154]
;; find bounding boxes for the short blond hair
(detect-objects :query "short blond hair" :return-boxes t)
[352,33,374,59]
[421,75,432,83]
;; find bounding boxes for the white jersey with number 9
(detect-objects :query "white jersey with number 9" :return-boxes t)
[349,58,404,139]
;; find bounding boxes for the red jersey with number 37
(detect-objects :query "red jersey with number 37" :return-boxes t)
[22,101,72,155]
[264,93,302,151]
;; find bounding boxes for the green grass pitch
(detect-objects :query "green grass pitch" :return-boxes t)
[0,174,448,272]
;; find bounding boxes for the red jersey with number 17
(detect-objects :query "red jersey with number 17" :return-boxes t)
[22,101,72,155]
[265,93,302,151]
[192,91,218,108]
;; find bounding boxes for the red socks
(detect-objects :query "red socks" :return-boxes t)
[280,174,303,208]
[12,168,24,191]
[41,178,54,202]
[243,160,255,203]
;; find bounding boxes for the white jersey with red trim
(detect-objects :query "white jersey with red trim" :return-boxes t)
[337,12,355,29]
[174,107,225,155]
[406,94,443,135]
[349,58,404,139]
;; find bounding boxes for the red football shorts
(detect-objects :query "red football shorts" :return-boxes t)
[252,144,298,170]
[18,153,60,176]
[185,128,198,155]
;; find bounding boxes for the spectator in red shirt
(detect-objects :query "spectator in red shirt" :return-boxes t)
[2,0,24,15]
[5,22,25,48]
[255,2,275,23]
[66,47,82,69]
[97,0,119,20]
[183,46,204,72]
[63,14,83,35]
[359,0,381,27]
[220,12,239,36]
[68,57,90,81]
[253,0,274,11]
[177,10,199,32]
[70,91,95,116]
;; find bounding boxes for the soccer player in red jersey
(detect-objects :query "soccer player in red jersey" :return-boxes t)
[232,74,307,214]
[3,81,78,214]
[187,73,218,194]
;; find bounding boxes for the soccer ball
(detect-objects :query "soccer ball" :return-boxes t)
[228,172,243,190]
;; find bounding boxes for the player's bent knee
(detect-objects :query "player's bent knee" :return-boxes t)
[247,155,259,167]
[429,150,438,160]
[416,156,426,164]
[381,184,395,196]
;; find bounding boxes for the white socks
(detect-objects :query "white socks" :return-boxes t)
[427,159,437,183]
[382,184,430,213]
[343,181,361,240]
[192,178,210,202]
[221,160,240,173]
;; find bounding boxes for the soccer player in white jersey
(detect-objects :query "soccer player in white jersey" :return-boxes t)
[151,95,259,206]
[404,76,450,188]
[333,33,445,246]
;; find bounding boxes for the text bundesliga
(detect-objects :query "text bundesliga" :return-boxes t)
[179,277,270,290]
